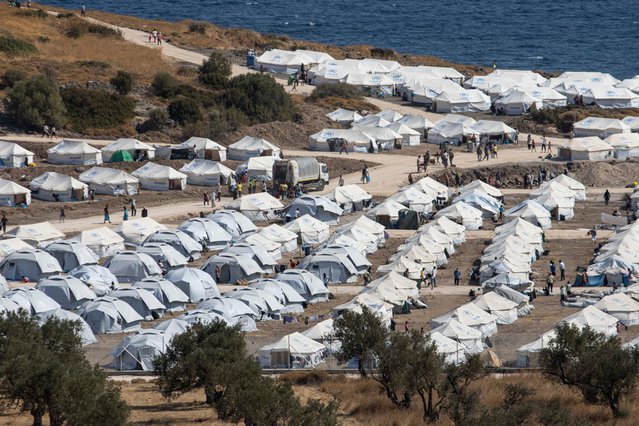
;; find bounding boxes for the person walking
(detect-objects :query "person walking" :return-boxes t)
[416,155,421,173]
[546,273,555,294]
[59,207,65,223]
[541,136,547,152]
[476,144,482,162]
[103,205,111,224]
[141,206,148,217]
[42,125,50,138]
[216,184,222,201]
[338,175,344,187]
[604,189,611,205]
[339,139,348,155]
[80,3,86,17]
[531,139,536,151]
[430,266,437,289]
[559,260,566,281]
[448,149,455,167]
[527,134,532,150]
[130,198,137,216]
[0,214,7,233]
[123,206,129,221]
[588,228,597,247]
[203,192,209,206]
[454,268,461,286]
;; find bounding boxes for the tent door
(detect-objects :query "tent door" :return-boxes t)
[168,179,181,190]
[14,194,26,205]
[74,189,85,200]
[261,149,273,157]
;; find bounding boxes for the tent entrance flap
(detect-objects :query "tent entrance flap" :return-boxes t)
[261,149,273,157]
[74,189,85,200]
[207,150,222,161]
[169,179,182,190]
[14,194,27,205]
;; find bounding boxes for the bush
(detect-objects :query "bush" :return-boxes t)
[1,69,27,89]
[168,97,202,125]
[370,47,396,59]
[16,9,48,19]
[224,73,295,123]
[5,74,66,129]
[151,72,178,98]
[142,108,169,131]
[110,71,135,95]
[56,12,74,19]
[199,52,232,89]
[75,60,111,70]
[188,22,208,34]
[61,87,135,130]
[0,35,37,56]
[64,18,122,39]
[309,83,362,101]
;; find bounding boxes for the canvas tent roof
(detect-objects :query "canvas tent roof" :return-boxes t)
[326,108,363,124]
[104,251,162,283]
[284,214,330,245]
[111,329,170,371]
[132,162,187,180]
[68,264,119,296]
[78,296,143,334]
[69,227,125,258]
[558,306,619,337]
[207,210,257,238]
[164,266,220,302]
[226,192,284,221]
[573,117,631,137]
[397,114,435,131]
[179,159,233,186]
[79,167,138,188]
[0,140,34,164]
[30,172,87,196]
[176,137,226,154]
[44,240,99,272]
[504,200,552,229]
[431,303,499,337]
[0,179,29,197]
[434,201,483,230]
[116,217,167,246]
[178,218,232,250]
[430,319,485,354]
[459,180,503,199]
[38,309,97,345]
[4,222,65,248]
[228,136,281,160]
[284,195,343,224]
[258,332,326,368]
[36,275,96,309]
[4,287,60,315]
[353,114,391,128]
[470,120,517,137]
[47,140,102,165]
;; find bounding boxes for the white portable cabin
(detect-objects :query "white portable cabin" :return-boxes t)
[175,137,226,161]
[326,108,363,125]
[78,167,139,196]
[258,332,326,369]
[0,179,30,206]
[47,140,102,165]
[30,172,88,201]
[69,227,125,258]
[225,192,284,221]
[228,136,281,161]
[180,159,233,186]
[132,163,187,191]
[0,140,34,167]
[101,138,155,162]
[557,137,614,162]
[4,221,65,248]
[573,117,631,138]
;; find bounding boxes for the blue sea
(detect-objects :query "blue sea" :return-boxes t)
[39,0,639,79]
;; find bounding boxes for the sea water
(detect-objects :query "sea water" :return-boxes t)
[37,0,639,78]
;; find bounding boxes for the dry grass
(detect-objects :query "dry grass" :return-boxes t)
[0,7,174,84]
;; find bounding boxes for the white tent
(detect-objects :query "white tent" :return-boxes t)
[472,292,519,324]
[250,279,306,314]
[241,155,279,182]
[558,306,619,337]
[515,330,557,367]
[78,167,139,195]
[0,179,30,207]
[4,222,64,248]
[111,329,171,371]
[284,214,330,245]
[36,275,96,309]
[108,287,166,320]
[30,172,88,201]
[47,140,102,165]
[459,180,503,199]
[68,264,119,296]
[504,200,552,229]
[0,238,31,259]
[143,229,202,260]
[430,319,485,355]
[258,332,326,368]
[362,271,419,307]
[397,114,434,135]
[104,251,162,283]
[409,176,451,202]
[207,210,257,238]
[302,319,338,351]
[101,138,155,162]
[116,217,167,246]
[228,136,281,161]
[430,332,467,365]
[431,303,499,337]
[573,117,631,138]
[0,140,34,167]
[325,184,372,212]
[377,255,429,280]
[604,133,639,159]
[300,252,359,284]
[356,126,402,151]
[434,89,491,113]
[622,116,639,132]
[385,122,421,146]
[69,227,125,258]
[164,266,220,302]
[175,137,226,161]
[224,243,277,273]
[375,109,403,123]
[452,191,501,219]
[389,187,434,213]
[421,216,466,245]
[582,87,639,109]
[255,49,333,74]
[137,243,188,268]
[153,318,191,335]
[197,296,258,327]
[470,120,517,140]
[258,224,298,254]
[0,249,62,281]
[594,293,639,326]
[276,269,329,304]
[243,233,282,261]
[224,287,284,318]
[44,240,99,272]
[134,276,189,312]
[201,252,263,284]
[326,108,363,124]
[492,284,534,315]
[226,192,284,221]
[179,309,229,327]
[344,72,395,93]
[4,287,60,315]
[309,128,375,153]
[434,201,483,230]
[588,255,638,287]
[546,174,587,201]
[531,188,575,220]
[427,121,479,145]
[366,200,411,224]
[180,159,233,186]
[38,309,97,345]
[132,163,187,191]
[178,218,232,250]
[78,296,143,334]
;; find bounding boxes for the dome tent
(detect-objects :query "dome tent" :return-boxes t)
[0,249,62,281]
[69,226,125,258]
[137,243,188,268]
[111,329,171,371]
[178,218,232,250]
[4,287,60,315]
[68,264,119,296]
[164,266,220,302]
[44,240,99,272]
[201,252,263,284]
[134,276,189,313]
[104,251,162,283]
[108,287,166,321]
[143,229,202,260]
[38,309,97,346]
[36,275,96,310]
[78,296,143,334]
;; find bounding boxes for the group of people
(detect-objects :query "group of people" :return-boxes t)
[521,166,553,189]
[526,134,553,156]
[416,147,456,173]
[103,202,146,224]
[475,141,498,162]
[41,125,57,139]
[148,29,164,45]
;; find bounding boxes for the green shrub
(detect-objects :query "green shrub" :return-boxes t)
[199,52,232,89]
[110,71,135,95]
[64,18,121,39]
[168,97,202,125]
[309,83,362,101]
[75,60,111,70]
[1,69,27,89]
[141,107,168,132]
[16,9,48,19]
[151,72,178,98]
[0,35,37,56]
[5,74,66,129]
[176,65,198,77]
[370,47,396,59]
[188,22,208,34]
[56,12,74,19]
[61,87,135,130]
[224,73,294,123]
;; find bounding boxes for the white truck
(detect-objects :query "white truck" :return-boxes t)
[272,158,329,191]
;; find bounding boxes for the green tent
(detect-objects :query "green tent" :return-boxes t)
[110,150,133,162]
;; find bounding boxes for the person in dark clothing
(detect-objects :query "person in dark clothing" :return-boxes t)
[0,214,7,233]
[141,207,148,217]
[604,189,611,205]
[454,268,461,286]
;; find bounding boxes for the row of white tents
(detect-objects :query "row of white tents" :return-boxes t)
[586,221,639,287]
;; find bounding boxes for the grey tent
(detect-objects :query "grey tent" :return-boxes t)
[44,241,99,272]
[299,252,360,283]
[196,296,258,332]
[108,287,166,321]
[104,251,162,283]
[78,296,143,334]
[111,329,171,371]
[68,264,119,296]
[0,249,62,281]
[38,309,97,345]
[249,279,306,314]
[179,309,229,326]
[134,276,189,313]
[137,243,188,268]
[201,253,263,284]
[4,287,60,315]
[178,218,233,250]
[316,244,371,274]
[153,318,191,335]
[224,288,285,319]
[143,230,202,260]
[36,275,96,310]
[207,210,257,238]
[283,195,344,224]
[276,269,329,304]
[222,243,277,273]
[164,266,220,302]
